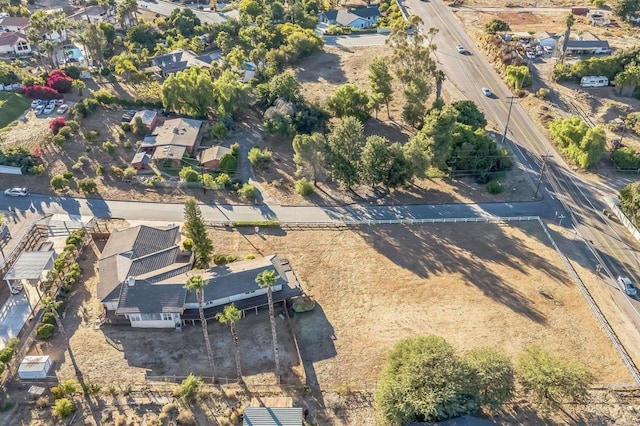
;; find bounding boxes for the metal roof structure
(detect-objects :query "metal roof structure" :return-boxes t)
[243,407,303,426]
[3,251,56,282]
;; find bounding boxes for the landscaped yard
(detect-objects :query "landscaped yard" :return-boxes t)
[0,92,30,130]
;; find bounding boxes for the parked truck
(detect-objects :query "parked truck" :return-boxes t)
[580,76,609,87]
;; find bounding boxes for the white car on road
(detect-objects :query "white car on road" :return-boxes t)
[4,187,28,197]
[456,45,467,54]
[481,87,493,97]
[617,276,637,297]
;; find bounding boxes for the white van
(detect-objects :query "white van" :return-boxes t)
[580,76,609,87]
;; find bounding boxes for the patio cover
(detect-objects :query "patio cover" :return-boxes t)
[3,251,56,282]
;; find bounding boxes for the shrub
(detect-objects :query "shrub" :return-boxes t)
[215,173,231,188]
[46,70,73,93]
[121,122,131,132]
[226,254,238,263]
[52,134,66,146]
[57,126,72,139]
[52,398,75,418]
[248,147,272,169]
[213,254,228,264]
[295,177,313,196]
[62,171,73,179]
[486,180,504,194]
[28,164,45,175]
[176,409,196,426]
[237,183,256,200]
[210,121,227,140]
[0,361,4,375]
[50,117,67,135]
[50,174,68,190]
[93,88,119,104]
[78,178,98,193]
[102,141,117,154]
[175,374,203,403]
[111,165,124,178]
[66,120,80,132]
[0,347,15,363]
[244,254,256,260]
[611,147,640,169]
[219,153,237,174]
[123,166,137,180]
[182,238,193,251]
[230,142,239,157]
[22,84,59,100]
[71,162,83,173]
[62,66,81,79]
[179,166,201,182]
[536,88,550,99]
[131,116,147,136]
[42,312,57,326]
[85,129,99,143]
[96,164,104,174]
[36,323,55,339]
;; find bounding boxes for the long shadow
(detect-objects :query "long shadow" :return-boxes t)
[295,50,346,84]
[355,223,562,323]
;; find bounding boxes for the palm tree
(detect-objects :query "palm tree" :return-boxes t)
[434,69,446,100]
[255,270,281,378]
[215,304,243,382]
[185,275,216,382]
[561,14,575,64]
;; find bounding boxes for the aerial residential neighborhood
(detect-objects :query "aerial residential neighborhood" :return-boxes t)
[1,0,640,424]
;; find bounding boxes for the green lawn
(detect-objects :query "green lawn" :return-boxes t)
[0,91,31,130]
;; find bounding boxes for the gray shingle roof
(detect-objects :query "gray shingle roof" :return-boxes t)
[565,40,610,49]
[152,49,212,74]
[184,255,288,304]
[3,251,55,281]
[243,407,303,426]
[100,225,179,259]
[116,279,187,314]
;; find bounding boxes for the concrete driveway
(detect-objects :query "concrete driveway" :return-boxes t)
[0,292,32,350]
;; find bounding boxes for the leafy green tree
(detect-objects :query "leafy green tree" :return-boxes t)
[293,132,326,183]
[167,8,201,37]
[375,336,480,424]
[485,18,510,34]
[613,65,640,96]
[359,136,411,188]
[268,71,303,103]
[422,106,459,170]
[215,304,243,382]
[449,123,511,181]
[183,198,214,268]
[256,270,281,377]
[548,116,606,168]
[613,0,640,21]
[517,346,593,412]
[110,53,138,79]
[451,100,487,129]
[326,84,370,121]
[72,79,86,96]
[162,67,215,118]
[505,65,532,90]
[402,79,431,127]
[327,116,366,188]
[50,174,68,191]
[126,22,158,48]
[78,178,98,193]
[185,276,216,381]
[465,348,515,410]
[403,131,431,178]
[248,147,272,169]
[116,0,138,30]
[179,166,201,182]
[368,56,394,119]
[213,70,250,118]
[620,182,640,226]
[78,23,107,67]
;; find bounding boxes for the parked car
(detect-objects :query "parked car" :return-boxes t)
[48,99,57,107]
[456,45,467,54]
[481,87,492,97]
[55,99,64,106]
[30,99,42,108]
[526,51,536,59]
[617,276,637,297]
[34,105,45,115]
[10,283,23,295]
[43,103,56,114]
[4,187,28,197]
[57,104,69,114]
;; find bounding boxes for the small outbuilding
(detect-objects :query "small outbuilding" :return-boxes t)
[200,145,231,171]
[18,355,52,379]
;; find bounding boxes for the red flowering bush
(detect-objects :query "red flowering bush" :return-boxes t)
[46,70,73,93]
[22,85,59,100]
[50,117,67,135]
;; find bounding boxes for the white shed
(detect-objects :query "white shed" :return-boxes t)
[18,355,52,379]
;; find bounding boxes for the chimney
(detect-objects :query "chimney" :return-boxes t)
[127,276,135,287]
[173,127,179,134]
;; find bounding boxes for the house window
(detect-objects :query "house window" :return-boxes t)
[129,314,141,322]
[16,41,28,52]
[140,313,162,321]
[162,313,173,321]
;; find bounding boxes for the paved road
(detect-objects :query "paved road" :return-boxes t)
[410,0,640,341]
[135,0,230,24]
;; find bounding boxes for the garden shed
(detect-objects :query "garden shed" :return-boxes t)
[18,355,52,379]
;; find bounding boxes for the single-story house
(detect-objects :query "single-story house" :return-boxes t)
[535,31,556,49]
[563,39,611,55]
[3,249,56,295]
[150,49,213,78]
[319,5,381,29]
[130,109,159,132]
[151,144,186,169]
[0,32,31,55]
[0,16,29,33]
[97,225,193,317]
[244,397,303,426]
[139,118,203,155]
[69,5,117,25]
[130,151,152,170]
[200,145,231,171]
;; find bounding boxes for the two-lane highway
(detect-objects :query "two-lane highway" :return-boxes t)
[409,0,640,344]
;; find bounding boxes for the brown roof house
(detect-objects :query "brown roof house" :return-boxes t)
[130,110,159,131]
[0,16,30,33]
[200,145,231,171]
[0,32,30,55]
[136,117,203,169]
[130,152,152,171]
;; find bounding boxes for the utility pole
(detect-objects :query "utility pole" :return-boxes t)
[500,96,517,146]
[533,152,553,199]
